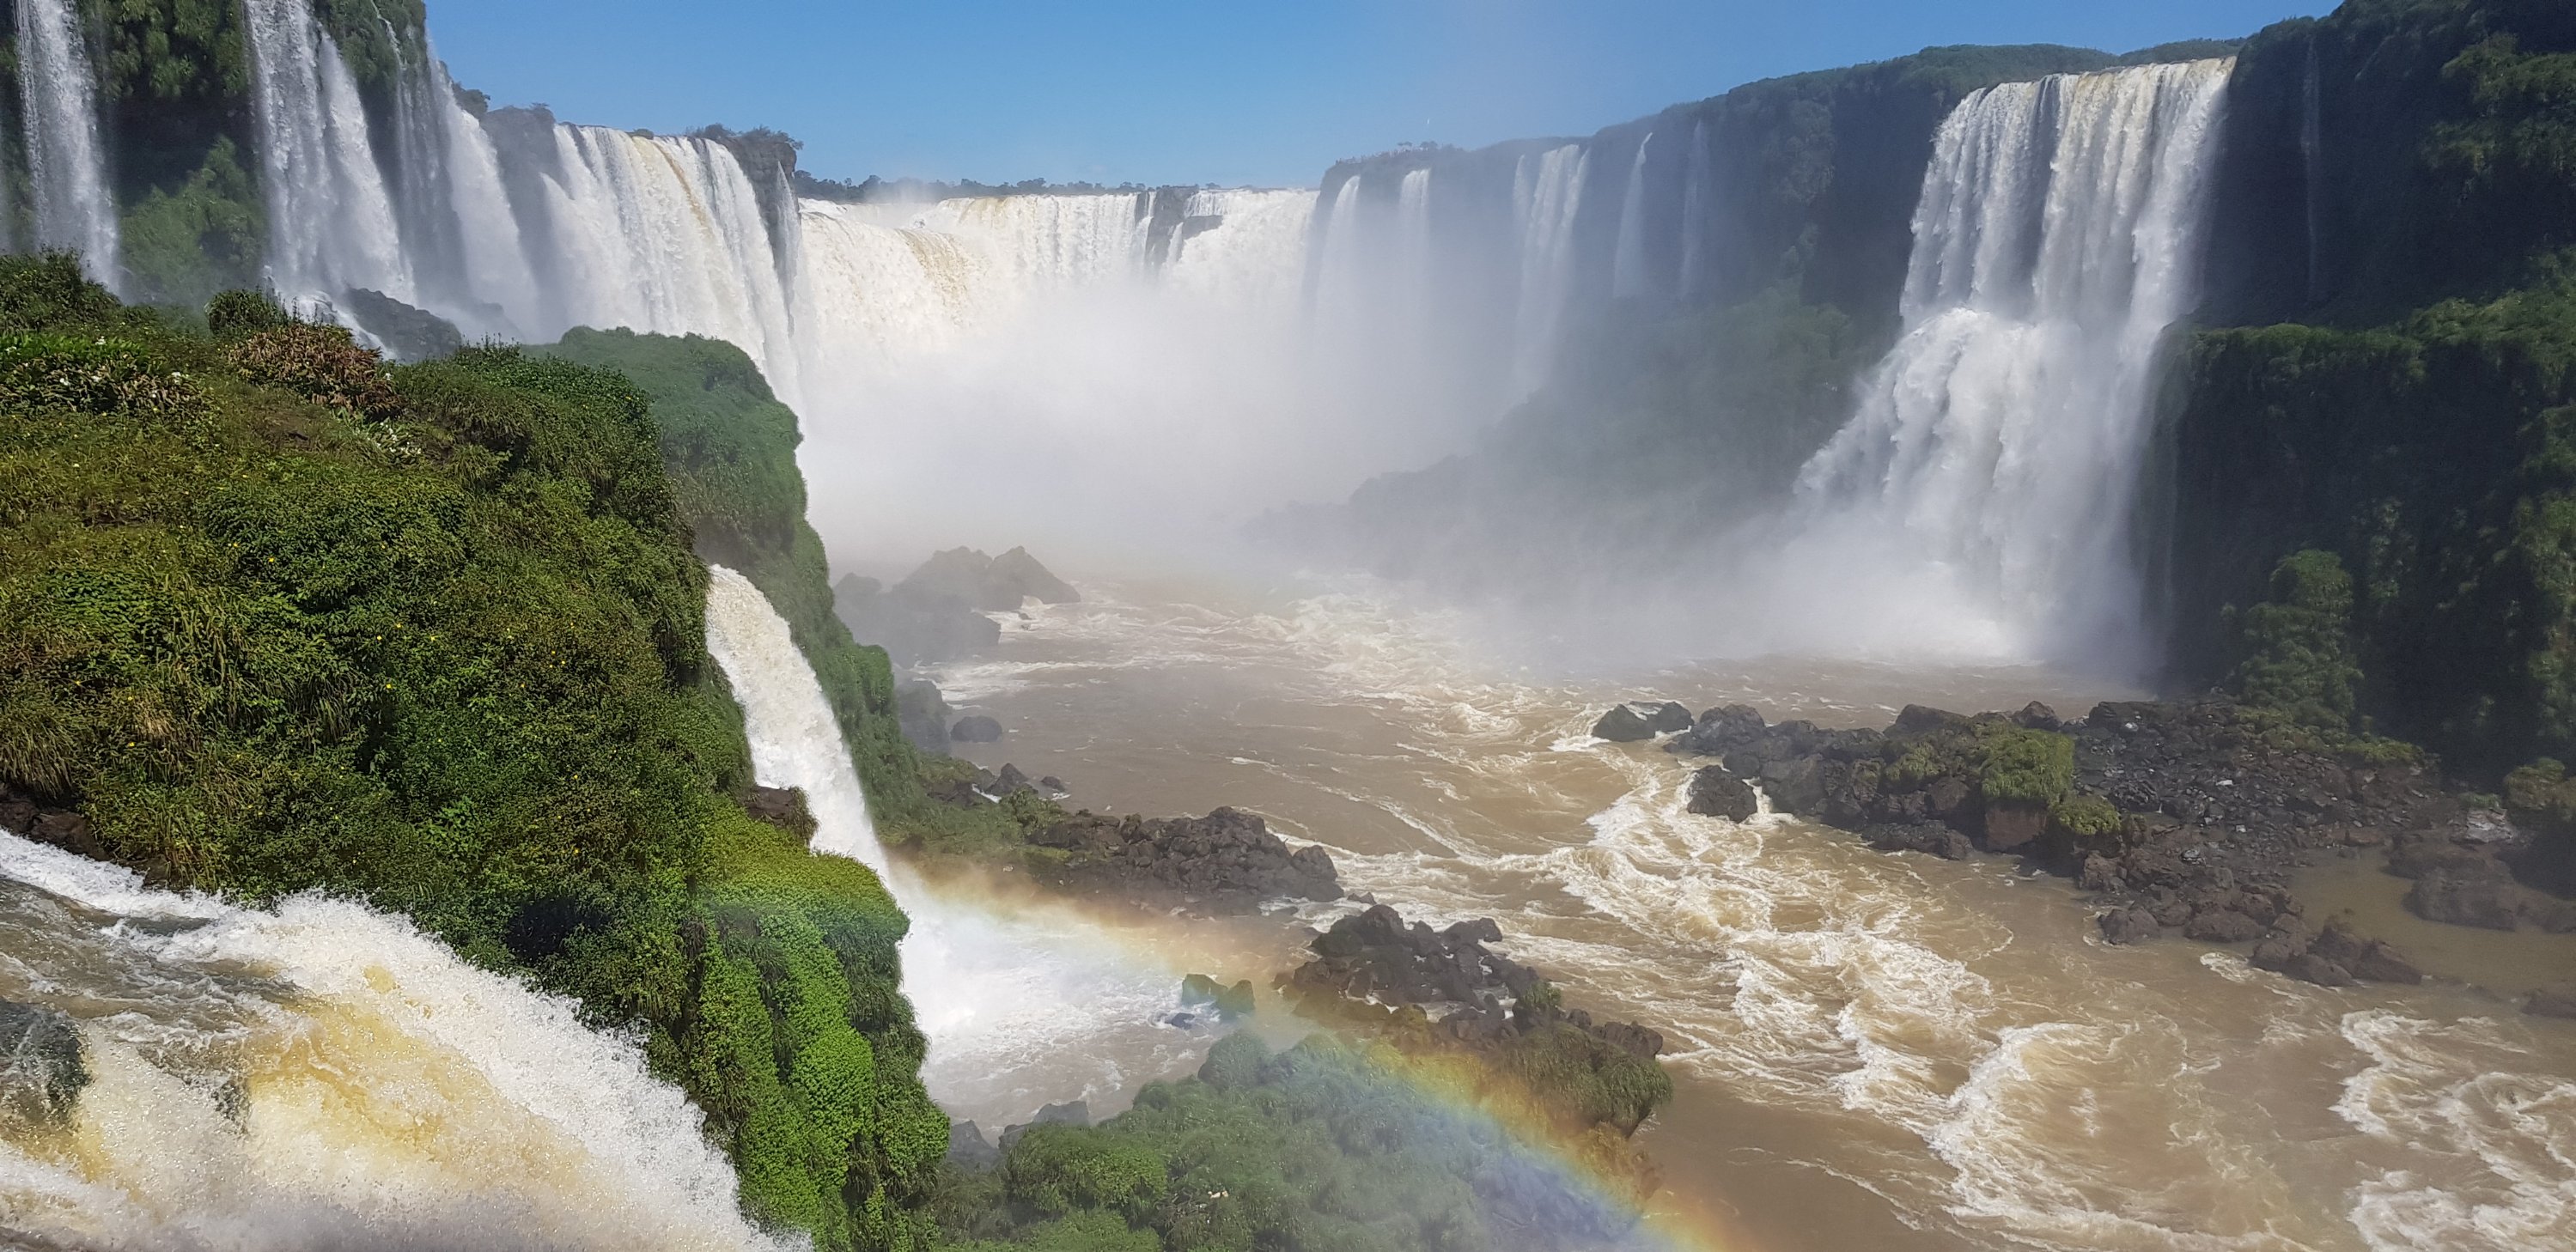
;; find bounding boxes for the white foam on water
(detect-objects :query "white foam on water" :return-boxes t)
[2336,1011,2576,1252]
[0,831,787,1252]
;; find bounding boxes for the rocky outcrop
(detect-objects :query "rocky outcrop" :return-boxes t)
[1031,807,1342,915]
[1591,701,1692,742]
[2386,825,2576,933]
[739,786,815,837]
[1668,699,2456,989]
[1277,904,1672,1135]
[951,715,1003,744]
[1684,766,1758,821]
[896,680,953,756]
[831,546,1077,669]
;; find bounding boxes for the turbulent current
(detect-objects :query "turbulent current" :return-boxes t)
[921,575,2576,1252]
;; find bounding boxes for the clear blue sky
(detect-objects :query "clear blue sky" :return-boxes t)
[429,0,2334,189]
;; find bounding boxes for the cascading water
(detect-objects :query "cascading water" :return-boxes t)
[900,193,1154,291]
[1678,120,1711,300]
[14,0,122,287]
[531,126,803,404]
[0,830,788,1251]
[1164,188,1316,305]
[1611,132,1653,299]
[1787,59,2233,665]
[381,31,534,337]
[699,566,1199,1125]
[243,0,416,307]
[1512,143,1589,395]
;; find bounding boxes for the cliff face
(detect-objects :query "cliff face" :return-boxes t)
[2161,0,2576,775]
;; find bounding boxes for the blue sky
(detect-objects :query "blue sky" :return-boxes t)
[429,0,2334,189]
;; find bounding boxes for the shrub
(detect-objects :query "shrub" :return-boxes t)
[205,288,289,339]
[2049,793,2122,847]
[1976,727,2074,809]
[227,322,402,418]
[0,334,206,419]
[2230,550,2362,731]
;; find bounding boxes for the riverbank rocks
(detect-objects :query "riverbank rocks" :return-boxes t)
[1277,903,1672,1136]
[1684,767,1759,821]
[1592,701,1692,742]
[2386,828,2576,932]
[1032,806,1341,915]
[1668,699,2479,989]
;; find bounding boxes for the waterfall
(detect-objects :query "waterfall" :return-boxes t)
[699,567,1200,1126]
[1511,143,1589,395]
[900,192,1152,292]
[1678,121,1711,301]
[1792,59,2233,660]
[15,0,121,287]
[531,126,802,405]
[378,31,533,337]
[1611,132,1653,299]
[243,0,416,307]
[1165,188,1315,306]
[0,830,787,1251]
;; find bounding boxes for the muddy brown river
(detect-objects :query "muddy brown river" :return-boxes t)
[925,573,2576,1252]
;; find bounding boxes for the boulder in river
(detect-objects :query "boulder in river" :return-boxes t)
[952,715,1003,744]
[1684,767,1759,821]
[1592,701,1692,742]
[1033,806,1342,915]
[0,1000,87,1123]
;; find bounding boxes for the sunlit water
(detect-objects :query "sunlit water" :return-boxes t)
[923,573,2576,1252]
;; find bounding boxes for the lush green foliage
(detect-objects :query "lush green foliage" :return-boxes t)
[534,329,1037,854]
[0,258,939,1249]
[119,139,265,308]
[939,1034,1644,1252]
[1976,726,2075,810]
[2229,550,2364,730]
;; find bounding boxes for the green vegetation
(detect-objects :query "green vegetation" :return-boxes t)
[119,139,265,308]
[935,1034,1643,1252]
[0,258,940,1249]
[1976,726,2075,809]
[2047,793,2123,848]
[2228,550,2364,731]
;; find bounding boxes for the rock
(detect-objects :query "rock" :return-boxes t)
[2286,952,2357,987]
[946,1121,1002,1170]
[739,786,813,837]
[1038,775,1069,797]
[1643,702,1693,734]
[1982,802,2048,852]
[1591,705,1653,742]
[998,1100,1092,1152]
[0,1000,86,1123]
[2351,940,2426,985]
[896,681,953,757]
[987,546,1081,605]
[1038,807,1341,915]
[952,715,1003,744]
[2183,907,2266,944]
[2079,853,2125,892]
[1180,973,1256,1019]
[2250,929,2307,973]
[2013,702,2063,731]
[2099,907,2162,945]
[1867,822,1974,860]
[1925,776,1971,819]
[992,763,1032,794]
[2526,982,2576,1019]
[338,288,464,362]
[2405,867,2525,931]
[834,571,1000,667]
[1672,704,1768,756]
[1684,767,1759,821]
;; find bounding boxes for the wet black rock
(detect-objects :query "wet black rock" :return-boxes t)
[2248,921,2424,988]
[952,715,1003,744]
[896,680,953,757]
[1590,701,1690,742]
[1684,767,1759,821]
[1290,905,1540,1009]
[1180,973,1257,1019]
[1032,807,1342,915]
[2098,906,2162,945]
[339,288,465,362]
[1867,822,1974,860]
[739,786,814,837]
[0,1000,87,1123]
[946,1121,1002,1169]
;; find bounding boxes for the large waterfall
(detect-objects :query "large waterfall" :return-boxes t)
[1787,59,2233,663]
[700,567,1199,1126]
[0,830,787,1251]
[243,0,416,309]
[14,0,120,287]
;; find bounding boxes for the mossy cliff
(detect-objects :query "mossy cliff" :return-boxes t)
[0,258,943,1249]
[2162,0,2576,776]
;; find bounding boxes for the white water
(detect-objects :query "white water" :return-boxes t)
[699,566,1199,1126]
[900,193,1153,289]
[1611,132,1654,300]
[532,126,804,404]
[1164,188,1315,305]
[0,830,786,1251]
[243,0,416,308]
[1785,59,2233,666]
[1513,143,1591,395]
[14,0,120,288]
